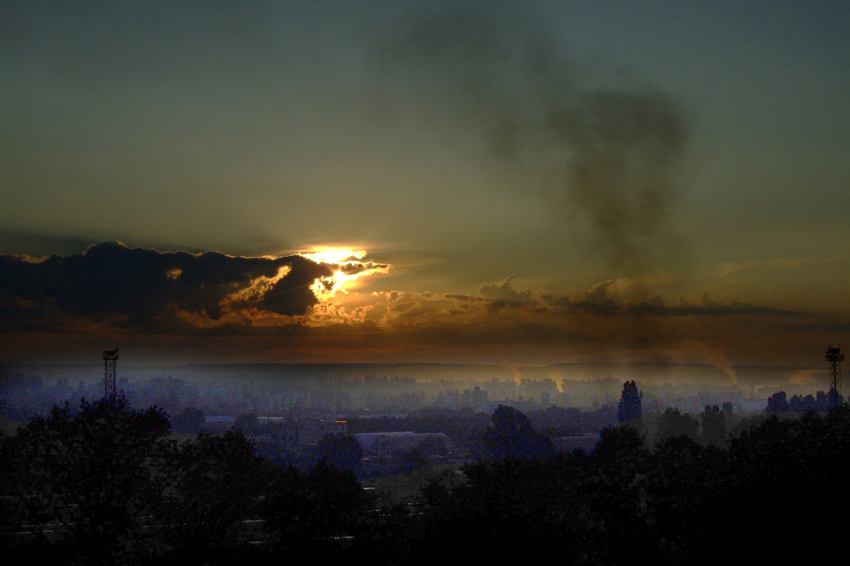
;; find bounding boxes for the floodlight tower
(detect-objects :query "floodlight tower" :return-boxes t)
[103,349,119,400]
[826,345,843,394]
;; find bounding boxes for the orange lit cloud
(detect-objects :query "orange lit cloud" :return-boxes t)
[1,243,842,369]
[300,249,391,301]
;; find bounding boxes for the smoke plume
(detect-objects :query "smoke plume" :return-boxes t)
[372,1,691,277]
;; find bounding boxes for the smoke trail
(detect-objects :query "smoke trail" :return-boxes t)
[372,1,691,277]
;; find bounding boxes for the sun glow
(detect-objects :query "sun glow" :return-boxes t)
[300,249,367,264]
[301,248,390,301]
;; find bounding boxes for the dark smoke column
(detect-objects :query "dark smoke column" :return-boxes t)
[372,2,691,278]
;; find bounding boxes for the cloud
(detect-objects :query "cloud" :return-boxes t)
[2,242,791,338]
[535,278,795,318]
[364,277,796,331]
[310,274,797,349]
[1,246,808,370]
[715,254,850,278]
[478,275,532,312]
[0,241,334,332]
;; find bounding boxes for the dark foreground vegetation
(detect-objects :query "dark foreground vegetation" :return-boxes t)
[2,395,849,565]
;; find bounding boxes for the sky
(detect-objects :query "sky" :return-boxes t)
[2,0,850,376]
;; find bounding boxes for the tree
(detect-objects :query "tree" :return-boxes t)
[766,391,789,412]
[315,433,363,474]
[418,435,449,456]
[395,447,429,474]
[589,425,653,564]
[656,408,699,443]
[264,463,367,559]
[232,412,259,435]
[828,388,844,410]
[617,380,642,423]
[0,395,171,564]
[700,404,726,446]
[161,430,271,562]
[171,406,205,434]
[595,423,647,460]
[481,405,552,460]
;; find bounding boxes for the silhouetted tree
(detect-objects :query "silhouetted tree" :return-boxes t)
[788,394,818,412]
[722,408,850,562]
[656,407,699,443]
[700,404,726,446]
[648,435,730,563]
[161,430,271,564]
[766,391,789,412]
[802,393,816,411]
[588,425,653,564]
[395,446,429,474]
[594,423,647,461]
[617,380,642,423]
[171,406,205,434]
[315,433,363,474]
[828,388,844,410]
[417,435,449,456]
[481,405,552,460]
[232,412,259,435]
[0,395,170,564]
[264,463,366,559]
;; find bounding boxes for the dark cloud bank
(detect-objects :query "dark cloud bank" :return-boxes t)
[0,241,789,342]
[0,242,331,332]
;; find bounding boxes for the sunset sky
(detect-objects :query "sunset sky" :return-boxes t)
[2,1,849,372]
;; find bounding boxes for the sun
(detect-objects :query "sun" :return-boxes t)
[299,249,367,265]
[299,248,389,300]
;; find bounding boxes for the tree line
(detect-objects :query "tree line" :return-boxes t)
[3,392,850,565]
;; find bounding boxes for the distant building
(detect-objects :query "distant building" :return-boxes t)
[280,418,349,447]
[204,415,236,425]
[201,415,348,447]
[200,415,237,434]
[353,432,451,456]
[470,386,488,409]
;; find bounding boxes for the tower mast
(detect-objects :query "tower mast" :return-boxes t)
[826,345,843,409]
[103,349,119,400]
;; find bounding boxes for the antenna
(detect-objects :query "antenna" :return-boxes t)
[826,345,843,395]
[103,349,119,400]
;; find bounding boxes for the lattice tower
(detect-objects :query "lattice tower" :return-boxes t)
[103,349,119,400]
